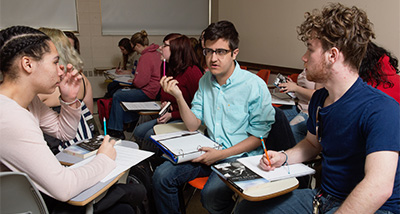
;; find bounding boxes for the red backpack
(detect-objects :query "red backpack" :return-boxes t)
[97,98,112,128]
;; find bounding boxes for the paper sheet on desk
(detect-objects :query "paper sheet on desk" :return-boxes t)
[70,145,154,182]
[237,155,315,182]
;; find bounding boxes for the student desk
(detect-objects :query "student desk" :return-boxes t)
[56,141,142,208]
[152,122,299,202]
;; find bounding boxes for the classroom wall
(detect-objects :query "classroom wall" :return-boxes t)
[217,0,400,70]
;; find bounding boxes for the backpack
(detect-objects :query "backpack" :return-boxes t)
[97,98,113,128]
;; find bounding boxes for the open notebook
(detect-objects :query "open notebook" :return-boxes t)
[150,131,222,164]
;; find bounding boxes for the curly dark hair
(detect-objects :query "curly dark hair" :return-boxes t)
[0,26,51,80]
[203,20,239,52]
[359,42,399,88]
[163,33,202,77]
[297,3,375,69]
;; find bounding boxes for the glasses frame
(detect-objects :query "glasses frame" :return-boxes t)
[161,43,170,48]
[202,48,232,57]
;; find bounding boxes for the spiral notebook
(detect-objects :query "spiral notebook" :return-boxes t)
[150,131,222,164]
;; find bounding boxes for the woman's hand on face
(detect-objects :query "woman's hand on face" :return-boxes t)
[160,76,183,99]
[59,64,82,102]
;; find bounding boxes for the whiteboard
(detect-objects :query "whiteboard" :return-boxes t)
[0,0,78,31]
[101,0,209,35]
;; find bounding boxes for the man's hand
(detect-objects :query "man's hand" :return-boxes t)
[192,147,225,166]
[259,151,286,171]
[59,64,82,103]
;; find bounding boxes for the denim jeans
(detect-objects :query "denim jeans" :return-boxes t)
[289,111,309,143]
[134,119,182,153]
[107,88,151,131]
[234,188,394,214]
[152,157,238,214]
[280,105,299,122]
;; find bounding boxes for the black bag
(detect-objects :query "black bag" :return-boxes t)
[126,159,158,214]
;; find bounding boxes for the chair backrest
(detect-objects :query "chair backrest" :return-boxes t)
[256,69,271,85]
[265,106,296,151]
[0,172,49,214]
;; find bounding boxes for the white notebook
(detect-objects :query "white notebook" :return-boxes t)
[237,155,315,182]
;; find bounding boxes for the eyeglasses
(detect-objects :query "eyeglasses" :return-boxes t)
[203,48,231,57]
[315,106,322,143]
[161,43,170,48]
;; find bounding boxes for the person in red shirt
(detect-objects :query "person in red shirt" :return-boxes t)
[359,42,400,103]
[133,33,204,158]
[108,30,162,139]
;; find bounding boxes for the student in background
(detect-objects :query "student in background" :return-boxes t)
[0,26,126,213]
[37,27,96,154]
[134,33,203,158]
[235,3,399,214]
[116,37,137,74]
[152,21,275,213]
[278,69,323,143]
[105,38,137,98]
[64,31,80,54]
[359,42,400,103]
[107,30,161,139]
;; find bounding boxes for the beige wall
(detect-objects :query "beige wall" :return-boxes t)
[218,0,400,70]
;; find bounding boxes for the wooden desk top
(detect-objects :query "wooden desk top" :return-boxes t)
[220,175,299,201]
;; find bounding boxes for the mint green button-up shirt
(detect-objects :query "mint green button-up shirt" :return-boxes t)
[191,61,275,158]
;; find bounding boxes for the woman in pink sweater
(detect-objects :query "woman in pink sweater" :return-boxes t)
[108,30,162,139]
[0,26,120,213]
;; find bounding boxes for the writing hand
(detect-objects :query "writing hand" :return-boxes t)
[192,147,223,166]
[259,151,285,171]
[59,64,81,103]
[97,135,117,160]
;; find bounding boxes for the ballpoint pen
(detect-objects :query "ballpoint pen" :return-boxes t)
[260,136,272,166]
[103,117,107,136]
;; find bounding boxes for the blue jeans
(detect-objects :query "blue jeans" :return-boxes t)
[107,88,151,131]
[280,105,299,122]
[289,111,309,143]
[152,158,237,214]
[134,119,182,152]
[234,188,394,214]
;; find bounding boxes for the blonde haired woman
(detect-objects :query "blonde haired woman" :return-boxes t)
[38,27,96,153]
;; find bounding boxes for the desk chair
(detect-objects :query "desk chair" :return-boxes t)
[128,110,159,140]
[178,176,209,214]
[0,171,49,214]
[256,69,271,85]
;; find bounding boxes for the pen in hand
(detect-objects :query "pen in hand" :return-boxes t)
[260,136,272,166]
[103,117,107,136]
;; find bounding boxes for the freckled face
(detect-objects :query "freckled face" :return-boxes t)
[33,41,64,94]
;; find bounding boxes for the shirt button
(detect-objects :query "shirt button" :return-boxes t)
[217,107,220,110]
[216,123,219,126]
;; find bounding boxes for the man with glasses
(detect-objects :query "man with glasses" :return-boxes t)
[235,3,399,214]
[153,20,275,213]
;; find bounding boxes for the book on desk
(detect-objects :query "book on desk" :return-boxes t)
[212,155,315,193]
[150,130,222,164]
[63,135,121,159]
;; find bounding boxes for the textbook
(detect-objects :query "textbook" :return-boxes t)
[212,161,269,193]
[120,101,161,111]
[237,155,315,182]
[113,76,133,85]
[63,135,121,159]
[150,131,222,164]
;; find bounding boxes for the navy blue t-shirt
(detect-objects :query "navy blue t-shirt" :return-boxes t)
[307,78,400,213]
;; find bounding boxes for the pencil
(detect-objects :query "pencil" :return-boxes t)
[163,59,166,76]
[103,117,107,136]
[260,136,272,166]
